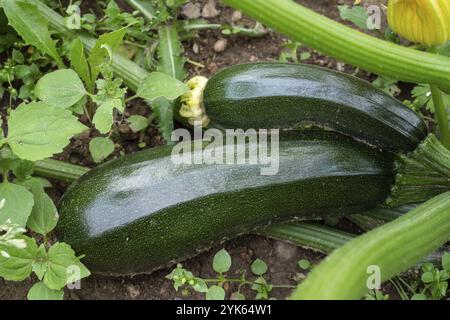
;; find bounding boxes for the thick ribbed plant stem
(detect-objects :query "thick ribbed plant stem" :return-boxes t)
[222,0,450,93]
[292,191,450,300]
[387,134,450,206]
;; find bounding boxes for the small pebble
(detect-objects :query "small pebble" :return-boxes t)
[274,241,297,261]
[181,3,201,19]
[202,0,220,18]
[213,39,228,53]
[192,42,199,54]
[126,284,140,299]
[231,11,242,22]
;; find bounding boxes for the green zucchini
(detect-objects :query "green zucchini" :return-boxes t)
[57,132,393,273]
[178,63,427,152]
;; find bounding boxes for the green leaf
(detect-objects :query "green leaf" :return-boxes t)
[421,271,435,284]
[32,244,47,280]
[92,98,122,134]
[137,72,188,101]
[23,178,58,235]
[157,25,186,80]
[442,252,450,272]
[152,97,174,142]
[11,159,34,181]
[88,28,127,82]
[213,249,232,273]
[27,281,64,300]
[192,278,209,293]
[206,285,225,300]
[127,115,149,133]
[230,292,246,300]
[298,259,311,270]
[0,235,38,281]
[0,182,34,226]
[411,293,427,300]
[251,258,268,276]
[1,0,64,68]
[338,5,369,30]
[69,38,92,92]
[0,147,33,176]
[6,101,87,161]
[35,69,87,109]
[44,242,86,290]
[89,137,115,163]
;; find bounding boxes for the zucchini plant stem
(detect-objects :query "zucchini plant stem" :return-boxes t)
[292,191,450,300]
[430,85,450,149]
[222,0,450,93]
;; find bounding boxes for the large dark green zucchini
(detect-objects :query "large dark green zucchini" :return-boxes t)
[199,63,427,152]
[57,132,393,273]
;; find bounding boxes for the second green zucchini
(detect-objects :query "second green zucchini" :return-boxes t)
[57,132,393,273]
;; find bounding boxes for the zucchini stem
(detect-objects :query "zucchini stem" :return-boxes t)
[222,0,450,93]
[430,85,450,149]
[34,159,89,183]
[292,191,450,300]
[387,134,450,206]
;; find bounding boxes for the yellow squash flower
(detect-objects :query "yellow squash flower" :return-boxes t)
[388,0,450,46]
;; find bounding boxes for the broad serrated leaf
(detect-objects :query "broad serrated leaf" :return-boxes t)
[0,235,38,281]
[0,182,34,226]
[6,101,87,161]
[157,25,186,80]
[44,242,87,290]
[1,0,64,68]
[137,72,188,101]
[127,115,149,132]
[92,98,122,134]
[88,28,127,82]
[21,178,58,235]
[69,38,93,92]
[27,281,64,300]
[89,137,115,163]
[152,97,174,142]
[338,5,369,30]
[35,69,87,109]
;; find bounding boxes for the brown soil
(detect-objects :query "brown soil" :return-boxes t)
[1,0,401,300]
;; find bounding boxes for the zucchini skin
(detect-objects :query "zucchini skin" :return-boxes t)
[57,133,393,274]
[203,63,428,152]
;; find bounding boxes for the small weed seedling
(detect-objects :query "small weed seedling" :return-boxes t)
[166,248,298,300]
